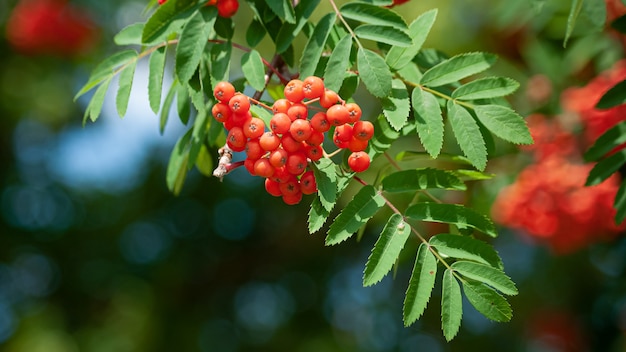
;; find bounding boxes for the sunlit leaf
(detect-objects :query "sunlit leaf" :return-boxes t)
[382,168,466,192]
[421,52,497,87]
[324,34,353,92]
[266,0,296,23]
[447,101,487,171]
[175,7,217,83]
[406,202,497,237]
[241,50,266,91]
[461,280,512,322]
[452,77,519,100]
[473,104,533,145]
[115,60,137,117]
[364,214,410,286]
[354,24,411,47]
[142,0,197,44]
[386,9,437,70]
[403,243,437,325]
[430,234,503,269]
[441,269,462,341]
[382,79,410,130]
[357,48,392,98]
[166,128,193,195]
[114,23,144,46]
[412,88,444,158]
[275,0,320,53]
[340,2,408,30]
[452,261,517,295]
[149,46,167,114]
[313,158,338,212]
[299,12,335,79]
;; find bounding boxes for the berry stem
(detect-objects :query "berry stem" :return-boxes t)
[247,96,273,111]
[328,0,363,49]
[383,151,443,204]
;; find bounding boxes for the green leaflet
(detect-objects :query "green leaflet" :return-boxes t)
[340,2,408,30]
[160,80,178,134]
[405,202,497,237]
[386,9,437,70]
[148,46,167,114]
[299,12,335,79]
[596,79,626,109]
[564,0,584,47]
[176,83,191,125]
[353,24,411,47]
[266,0,296,23]
[441,269,462,341]
[585,121,626,161]
[473,104,533,145]
[312,158,338,212]
[420,52,497,88]
[114,23,144,46]
[188,109,209,169]
[412,88,444,158]
[246,19,266,47]
[615,182,626,224]
[210,41,232,84]
[382,79,410,131]
[75,50,138,99]
[166,128,193,195]
[363,214,410,286]
[324,34,353,92]
[429,234,503,269]
[83,78,112,124]
[275,0,321,53]
[370,114,401,154]
[115,60,137,117]
[396,63,422,83]
[142,0,197,44]
[325,185,385,246]
[195,145,213,177]
[403,243,437,326]
[382,168,466,192]
[452,261,517,295]
[357,48,392,98]
[452,77,520,100]
[585,149,626,186]
[461,280,512,322]
[241,50,266,91]
[308,195,331,234]
[175,7,216,84]
[447,101,487,171]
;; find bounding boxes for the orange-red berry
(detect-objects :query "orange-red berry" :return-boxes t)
[284,79,305,103]
[290,119,313,142]
[286,152,308,175]
[264,178,282,197]
[259,131,281,151]
[320,90,339,109]
[282,191,302,205]
[243,117,265,139]
[245,138,264,160]
[345,103,362,123]
[348,151,370,172]
[310,112,330,133]
[326,105,350,126]
[269,149,289,168]
[217,0,239,18]
[254,158,275,178]
[214,81,235,103]
[270,113,291,134]
[228,94,250,114]
[211,102,231,123]
[300,171,317,195]
[227,126,246,151]
[287,103,308,121]
[353,120,374,141]
[272,99,292,114]
[303,76,325,100]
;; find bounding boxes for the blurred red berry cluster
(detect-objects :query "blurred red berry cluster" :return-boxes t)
[5,0,98,57]
[493,61,626,254]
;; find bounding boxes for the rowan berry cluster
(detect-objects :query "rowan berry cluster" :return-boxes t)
[158,0,239,18]
[211,77,373,205]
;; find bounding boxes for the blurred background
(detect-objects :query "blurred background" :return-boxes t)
[0,0,626,351]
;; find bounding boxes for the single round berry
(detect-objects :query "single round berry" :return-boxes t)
[284,79,305,103]
[348,151,371,172]
[303,76,325,100]
[287,103,308,121]
[279,177,300,196]
[280,134,303,153]
[306,131,325,146]
[345,103,362,123]
[227,126,246,151]
[243,117,265,139]
[230,111,251,127]
[290,119,313,142]
[245,138,264,160]
[334,124,353,142]
[269,149,289,168]
[254,158,275,178]
[282,191,303,205]
[347,136,368,152]
[320,90,339,109]
[217,0,239,18]
[244,158,256,175]
[270,113,291,134]
[213,81,235,103]
[272,99,292,114]
[286,152,308,175]
[259,131,281,151]
[265,178,282,197]
[326,105,350,126]
[300,171,317,195]
[305,144,323,161]
[211,102,231,123]
[353,120,374,141]
[310,112,330,133]
[228,94,250,114]
[271,166,291,183]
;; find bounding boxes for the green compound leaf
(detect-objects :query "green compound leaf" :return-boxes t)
[447,101,487,171]
[148,46,167,114]
[340,2,408,30]
[266,0,296,24]
[142,0,197,44]
[421,52,497,88]
[241,50,266,91]
[354,24,412,47]
[114,23,144,46]
[615,181,626,224]
[357,48,392,98]
[313,158,338,212]
[175,6,217,84]
[386,9,437,70]
[452,261,517,295]
[324,34,353,92]
[325,185,385,246]
[585,121,626,161]
[473,104,533,145]
[441,269,463,341]
[452,77,520,100]
[275,0,321,53]
[75,50,138,99]
[160,80,178,134]
[246,19,266,47]
[596,79,626,109]
[166,128,192,195]
[412,88,444,158]
[586,150,626,186]
[188,109,209,169]
[299,12,336,79]
[461,280,512,322]
[406,202,497,237]
[308,195,331,234]
[363,214,410,286]
[403,243,437,326]
[83,78,112,124]
[382,168,466,192]
[429,234,503,269]
[382,79,410,131]
[115,59,137,117]
[176,83,191,125]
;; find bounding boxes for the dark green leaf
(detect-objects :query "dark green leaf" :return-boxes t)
[246,19,267,47]
[148,46,167,114]
[275,0,321,53]
[214,16,234,39]
[596,79,626,109]
[452,77,519,100]
[441,269,462,341]
[142,0,197,44]
[586,150,626,186]
[447,101,487,171]
[452,261,517,295]
[564,0,583,47]
[461,280,512,322]
[473,104,533,145]
[114,23,144,46]
[313,158,338,212]
[382,168,466,192]
[386,9,437,70]
[175,7,217,84]
[325,185,385,246]
[354,25,411,47]
[412,88,444,158]
[176,83,191,125]
[585,121,626,161]
[403,243,437,325]
[615,181,626,224]
[611,14,626,34]
[115,60,137,117]
[299,12,336,79]
[166,128,192,195]
[160,81,178,134]
[364,214,410,286]
[357,48,392,98]
[188,110,209,168]
[340,2,408,30]
[323,34,353,92]
[453,169,495,181]
[406,202,497,237]
[266,0,296,23]
[370,113,401,154]
[430,234,503,269]
[241,50,266,91]
[210,41,232,83]
[421,52,497,87]
[382,79,410,130]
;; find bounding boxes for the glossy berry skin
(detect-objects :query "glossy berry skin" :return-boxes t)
[211,103,231,123]
[271,166,291,184]
[280,134,302,153]
[217,0,239,18]
[310,112,330,133]
[320,90,339,108]
[269,149,289,168]
[306,131,324,146]
[334,124,353,142]
[290,119,313,142]
[254,158,275,178]
[214,81,235,102]
[348,136,368,152]
[348,151,371,173]
[326,105,350,126]
[282,192,302,205]
[265,178,282,197]
[272,99,291,114]
[287,103,308,121]
[259,132,281,151]
[228,94,250,114]
[345,103,362,123]
[243,117,265,139]
[270,113,291,134]
[279,177,300,196]
[284,79,305,103]
[286,152,308,175]
[303,76,325,100]
[245,138,264,160]
[300,171,317,195]
[353,120,374,141]
[227,127,246,152]
[305,144,323,161]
